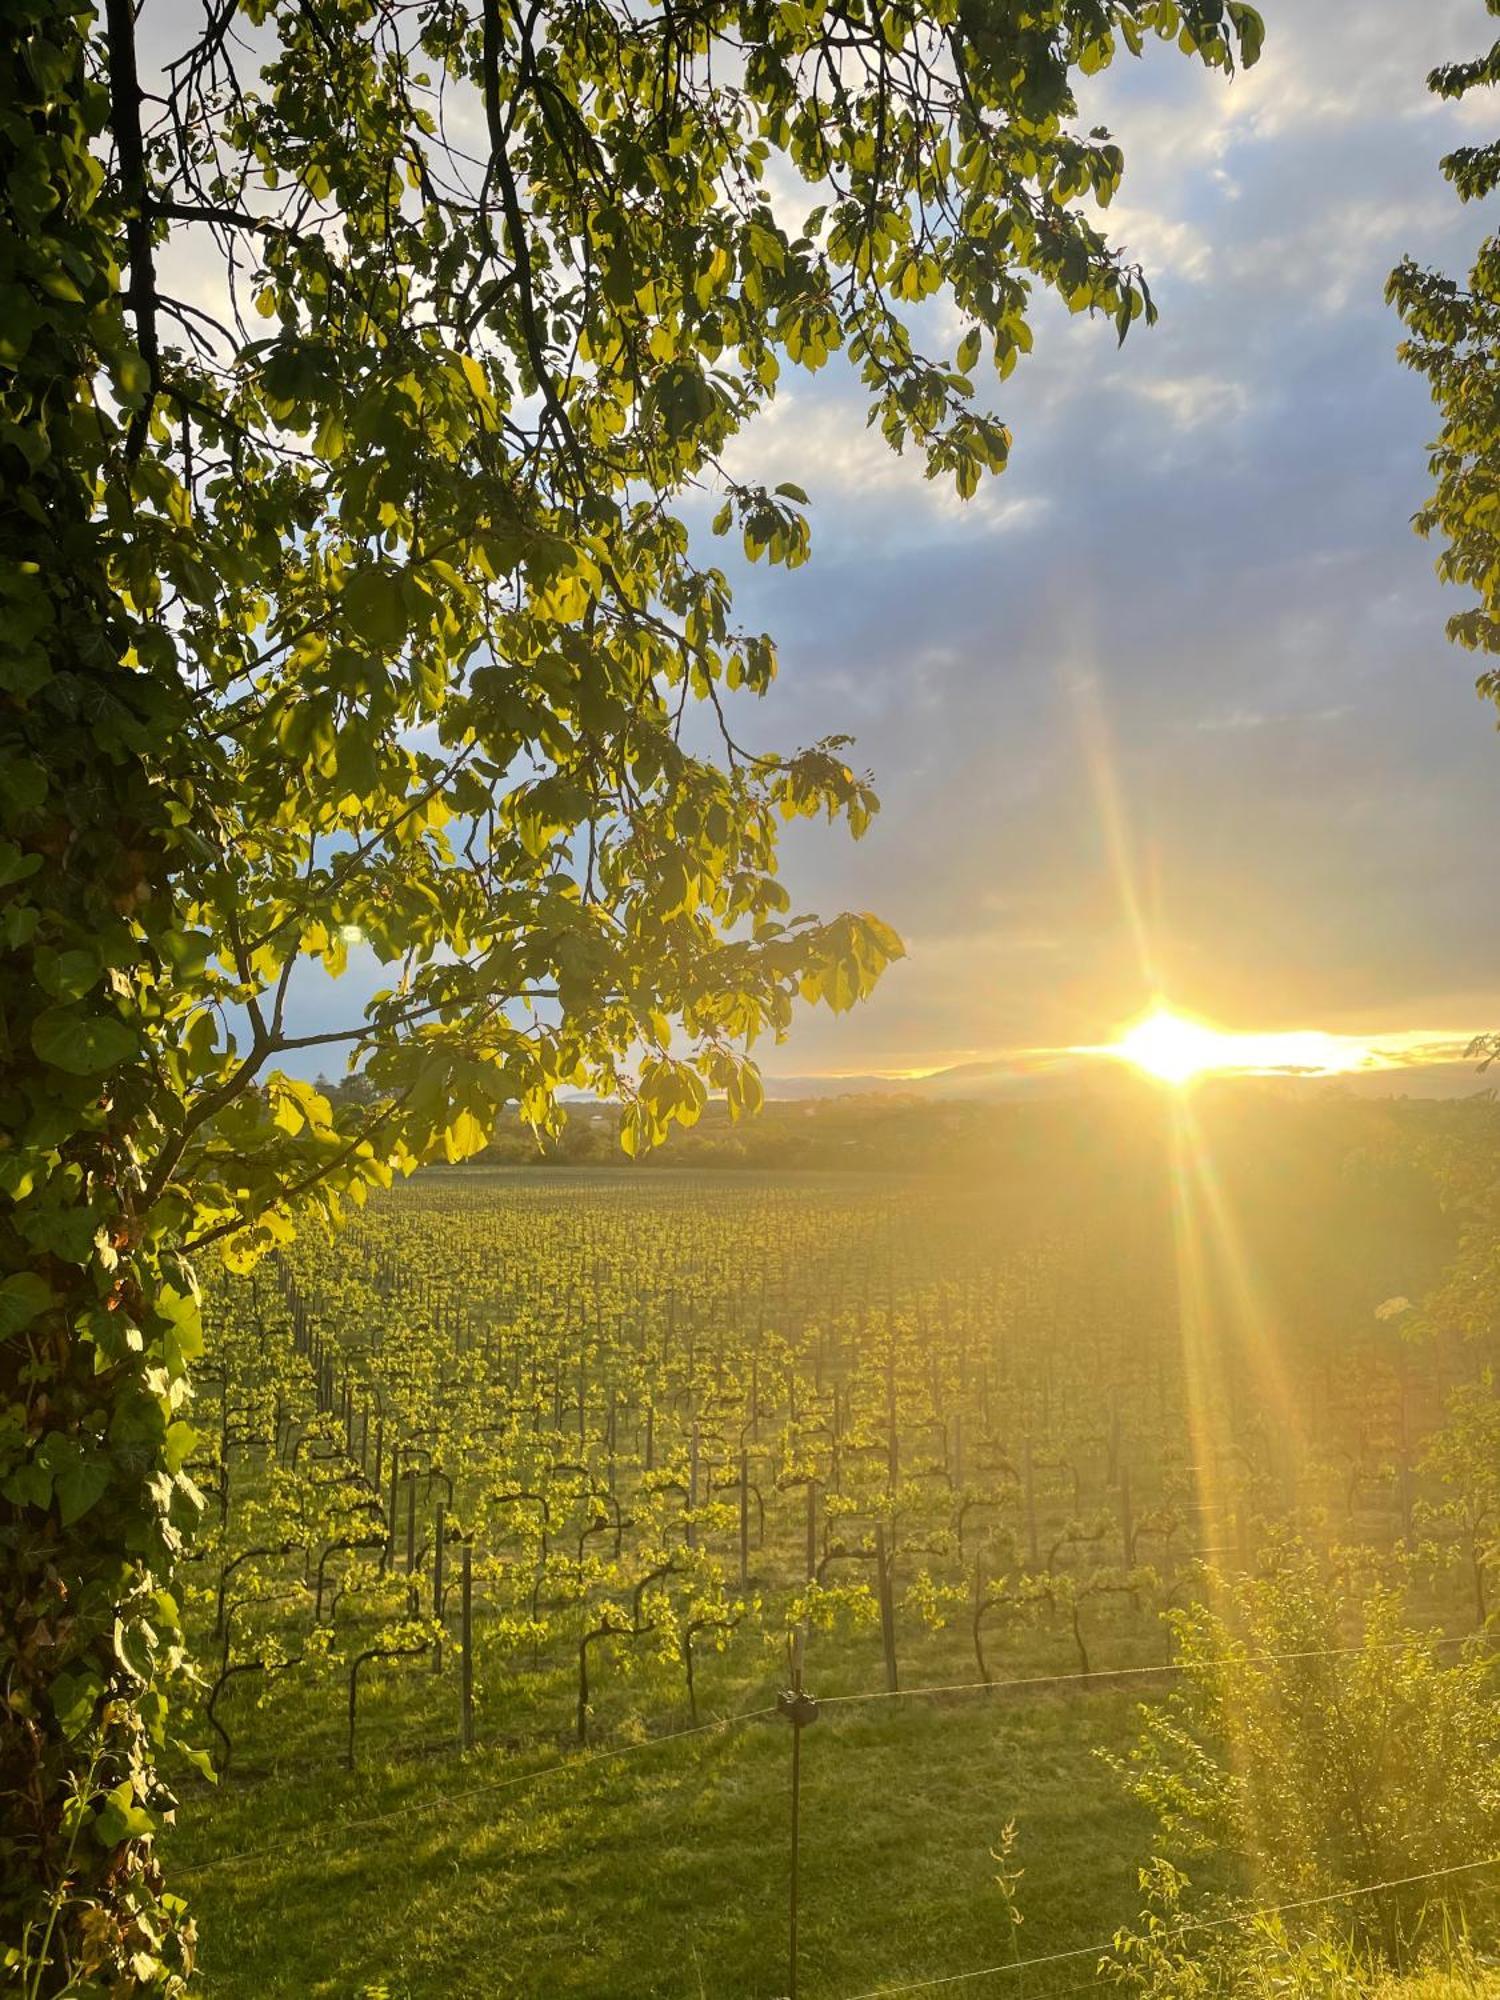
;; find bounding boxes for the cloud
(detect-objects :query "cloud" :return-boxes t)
[1098,202,1219,285]
[143,0,1500,1086]
[716,391,1051,546]
[1129,371,1250,432]
[1189,705,1352,736]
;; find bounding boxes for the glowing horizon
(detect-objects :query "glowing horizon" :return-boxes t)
[759,1018,1482,1086]
[1109,1007,1372,1085]
[1099,1007,1473,1087]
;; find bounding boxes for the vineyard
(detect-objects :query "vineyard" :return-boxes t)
[160,1106,1500,1998]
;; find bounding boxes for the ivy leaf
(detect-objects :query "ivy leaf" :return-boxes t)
[153,1287,204,1372]
[51,1669,103,1743]
[0,1272,53,1338]
[54,1453,110,1526]
[94,1782,155,1848]
[0,839,42,887]
[2,1460,52,1510]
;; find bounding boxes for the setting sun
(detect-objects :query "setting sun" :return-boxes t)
[1115,1009,1233,1084]
[1110,1008,1378,1085]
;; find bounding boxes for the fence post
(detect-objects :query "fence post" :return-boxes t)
[739,1449,750,1587]
[805,1478,818,1583]
[778,1629,819,2000]
[433,1503,446,1673]
[460,1542,476,1752]
[1119,1463,1134,1566]
[1023,1435,1039,1570]
[875,1521,899,1693]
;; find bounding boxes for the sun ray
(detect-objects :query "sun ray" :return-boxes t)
[1063,669,1161,994]
[1158,1091,1306,1909]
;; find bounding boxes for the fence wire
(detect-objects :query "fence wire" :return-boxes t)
[176,1702,780,1879]
[837,1854,1500,2000]
[176,1628,1485,1881]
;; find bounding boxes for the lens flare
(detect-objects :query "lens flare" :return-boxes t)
[1111,1007,1374,1087]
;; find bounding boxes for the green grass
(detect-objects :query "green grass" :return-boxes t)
[171,1680,1174,1999]
[171,1155,1484,1999]
[174,1457,1232,1999]
[170,1555,1489,1998]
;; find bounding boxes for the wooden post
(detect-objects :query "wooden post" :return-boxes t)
[739,1449,750,1587]
[1023,1436,1039,1570]
[405,1469,417,1571]
[688,1422,699,1549]
[875,1521,898,1693]
[460,1543,475,1752]
[1119,1463,1134,1566]
[785,1628,809,2000]
[805,1478,818,1582]
[433,1503,446,1672]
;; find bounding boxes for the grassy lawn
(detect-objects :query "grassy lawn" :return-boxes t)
[170,1685,1166,1999]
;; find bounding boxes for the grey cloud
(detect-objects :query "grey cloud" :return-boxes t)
[713,1,1500,1075]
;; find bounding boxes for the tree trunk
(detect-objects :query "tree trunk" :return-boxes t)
[0,13,199,1985]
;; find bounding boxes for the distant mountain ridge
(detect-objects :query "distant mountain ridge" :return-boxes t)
[760,1053,1487,1101]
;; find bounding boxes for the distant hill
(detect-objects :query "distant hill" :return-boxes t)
[475,1071,1500,1179]
[761,1054,1490,1102]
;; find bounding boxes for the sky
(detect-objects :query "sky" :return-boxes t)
[189,0,1500,1091]
[701,0,1500,1083]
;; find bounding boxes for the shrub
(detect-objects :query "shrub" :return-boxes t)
[1108,1548,1500,1963]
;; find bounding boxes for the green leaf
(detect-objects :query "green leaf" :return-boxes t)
[31,1005,139,1075]
[164,1420,198,1474]
[2,1460,52,1510]
[51,1669,104,1742]
[342,566,409,649]
[443,1110,491,1163]
[154,1286,204,1371]
[54,1453,110,1526]
[0,840,42,887]
[173,1739,218,1785]
[0,1272,52,1339]
[35,946,100,1001]
[94,1781,155,1847]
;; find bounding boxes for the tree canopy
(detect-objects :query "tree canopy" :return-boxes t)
[1,0,1262,1987]
[1390,3,1500,685]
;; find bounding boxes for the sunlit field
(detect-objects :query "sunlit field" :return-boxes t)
[18,3,1500,1994]
[167,1098,1500,1997]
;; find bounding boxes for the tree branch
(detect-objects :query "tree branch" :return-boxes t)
[104,0,160,460]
